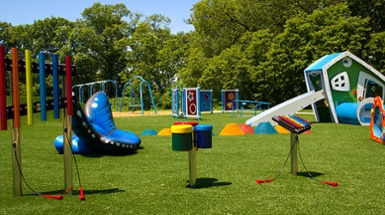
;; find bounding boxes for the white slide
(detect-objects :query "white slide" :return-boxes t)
[245,90,325,126]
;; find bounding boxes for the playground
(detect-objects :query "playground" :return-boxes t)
[0,112,384,214]
[1,47,385,214]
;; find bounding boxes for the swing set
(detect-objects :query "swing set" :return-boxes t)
[72,80,119,111]
[120,76,157,115]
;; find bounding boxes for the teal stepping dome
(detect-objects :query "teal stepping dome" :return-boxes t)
[141,129,158,136]
[254,122,278,134]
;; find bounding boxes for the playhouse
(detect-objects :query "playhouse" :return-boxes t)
[304,51,385,125]
[246,51,385,127]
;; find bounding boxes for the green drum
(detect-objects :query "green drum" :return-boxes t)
[171,124,193,151]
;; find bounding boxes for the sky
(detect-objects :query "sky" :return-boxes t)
[0,0,199,33]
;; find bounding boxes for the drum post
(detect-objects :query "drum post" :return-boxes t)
[290,133,298,176]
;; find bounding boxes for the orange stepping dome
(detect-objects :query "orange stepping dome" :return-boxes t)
[239,124,255,134]
[254,122,277,134]
[275,125,290,134]
[303,129,312,134]
[219,123,245,136]
[157,128,171,136]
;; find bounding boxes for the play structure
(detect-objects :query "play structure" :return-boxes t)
[246,51,385,126]
[171,86,213,119]
[171,122,213,187]
[0,46,79,198]
[370,96,385,144]
[72,80,119,111]
[120,76,157,115]
[54,91,141,154]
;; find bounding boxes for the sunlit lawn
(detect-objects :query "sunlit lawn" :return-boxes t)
[0,110,384,214]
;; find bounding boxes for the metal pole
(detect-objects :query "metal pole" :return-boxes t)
[188,129,197,187]
[290,133,298,176]
[11,48,22,196]
[63,56,73,195]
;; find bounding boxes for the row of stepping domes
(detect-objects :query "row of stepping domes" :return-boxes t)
[140,122,311,136]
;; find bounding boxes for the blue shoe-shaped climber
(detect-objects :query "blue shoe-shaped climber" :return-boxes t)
[84,91,141,150]
[55,91,141,154]
[84,91,116,134]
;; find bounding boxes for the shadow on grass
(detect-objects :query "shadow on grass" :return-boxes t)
[186,177,232,189]
[25,188,125,197]
[297,171,324,178]
[80,188,125,195]
[81,146,144,157]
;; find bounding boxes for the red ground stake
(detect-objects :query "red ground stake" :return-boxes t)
[79,186,86,201]
[43,194,63,200]
[321,181,339,187]
[256,178,275,184]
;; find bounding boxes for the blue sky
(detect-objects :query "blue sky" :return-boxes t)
[0,0,199,33]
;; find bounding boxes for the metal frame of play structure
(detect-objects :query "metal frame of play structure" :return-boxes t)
[70,76,159,115]
[72,80,119,111]
[120,76,157,115]
[171,86,201,119]
[221,88,270,117]
[171,87,180,118]
[171,86,213,119]
[231,99,270,117]
[246,51,385,127]
[0,46,78,198]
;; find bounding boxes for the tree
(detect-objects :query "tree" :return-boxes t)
[187,0,345,59]
[60,3,139,83]
[347,0,385,33]
[177,45,208,87]
[120,14,179,109]
[156,33,189,83]
[0,22,15,54]
[200,45,250,99]
[364,32,385,74]
[255,3,370,105]
[30,17,74,58]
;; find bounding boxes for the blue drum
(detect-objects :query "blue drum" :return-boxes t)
[195,124,213,148]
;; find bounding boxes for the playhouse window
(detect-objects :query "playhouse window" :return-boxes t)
[308,72,323,91]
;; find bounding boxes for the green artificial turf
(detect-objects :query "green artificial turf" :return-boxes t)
[0,111,384,214]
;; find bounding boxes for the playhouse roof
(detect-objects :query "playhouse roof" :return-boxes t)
[305,51,384,81]
[304,52,343,72]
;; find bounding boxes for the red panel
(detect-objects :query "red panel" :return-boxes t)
[186,89,197,116]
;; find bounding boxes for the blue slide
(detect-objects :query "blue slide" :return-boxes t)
[54,91,141,154]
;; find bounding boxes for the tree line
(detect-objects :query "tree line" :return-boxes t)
[1,0,385,109]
